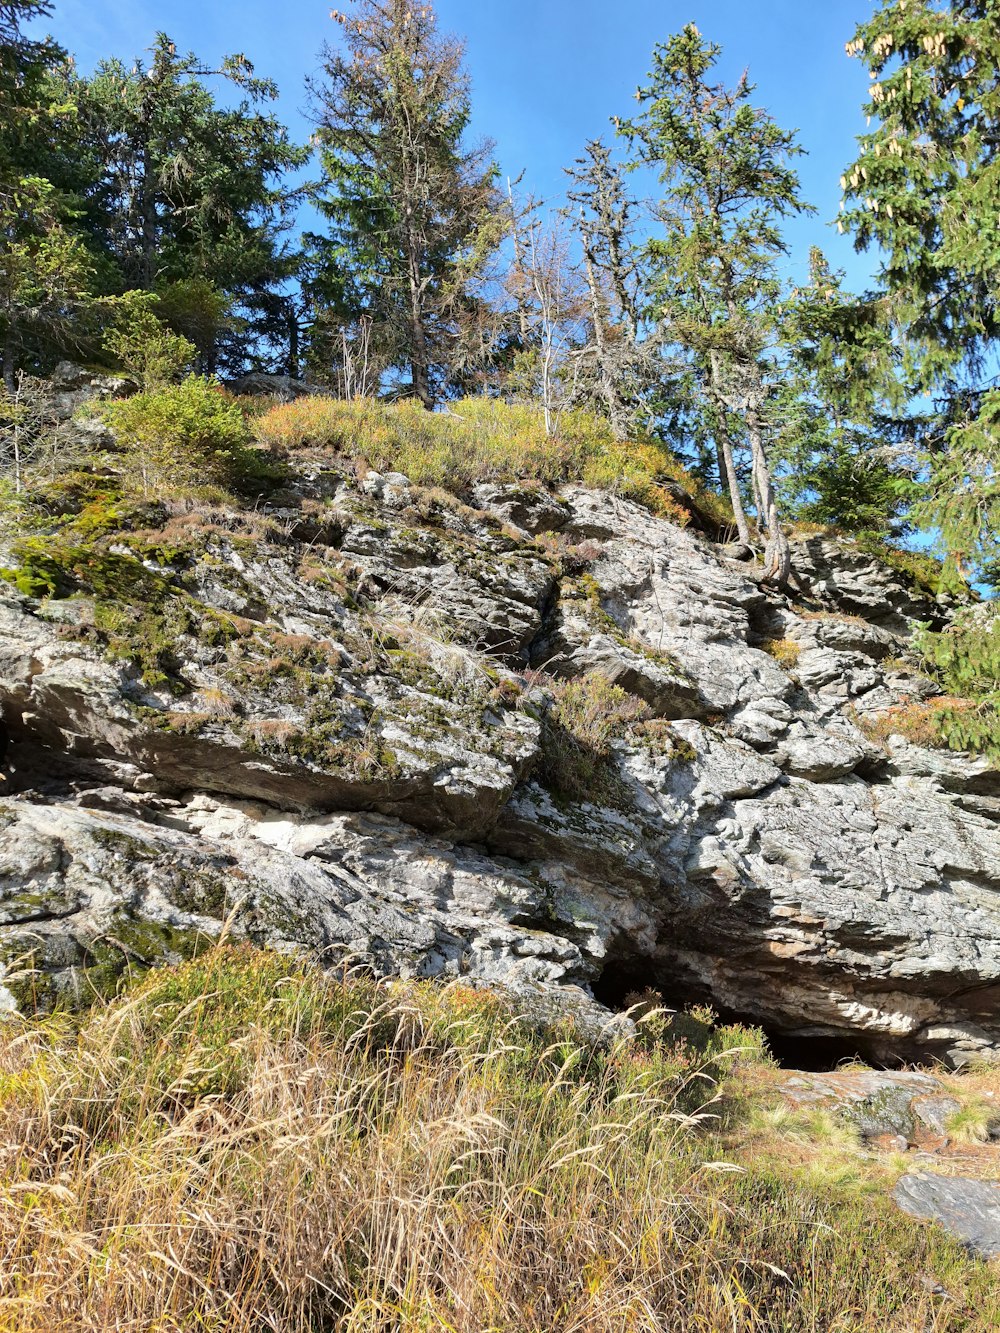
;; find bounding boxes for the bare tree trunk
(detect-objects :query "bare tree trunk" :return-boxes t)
[507,178,533,347]
[746,401,790,585]
[580,221,630,441]
[708,351,752,545]
[2,327,15,395]
[287,310,300,381]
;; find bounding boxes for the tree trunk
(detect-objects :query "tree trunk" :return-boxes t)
[507,179,533,347]
[708,351,752,545]
[746,401,790,586]
[405,236,433,410]
[287,310,300,381]
[581,224,630,441]
[140,140,157,292]
[2,326,15,394]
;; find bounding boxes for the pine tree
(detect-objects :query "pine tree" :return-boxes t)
[618,24,811,582]
[842,0,1000,571]
[308,0,499,408]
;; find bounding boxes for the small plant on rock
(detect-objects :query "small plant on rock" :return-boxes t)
[104,375,255,497]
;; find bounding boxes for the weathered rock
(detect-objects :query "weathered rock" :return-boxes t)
[0,794,603,1015]
[3,473,1000,1061]
[787,533,947,635]
[226,372,316,401]
[48,361,136,421]
[893,1174,1000,1259]
[780,1070,958,1142]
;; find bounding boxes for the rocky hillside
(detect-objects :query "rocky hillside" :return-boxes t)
[1,400,997,1068]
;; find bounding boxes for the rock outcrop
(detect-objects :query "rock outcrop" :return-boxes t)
[3,465,999,1065]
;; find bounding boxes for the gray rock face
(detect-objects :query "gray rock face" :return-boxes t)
[893,1174,1000,1259]
[780,1070,959,1142]
[3,472,1000,1063]
[225,372,317,401]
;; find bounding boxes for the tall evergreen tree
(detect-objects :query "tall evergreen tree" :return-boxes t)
[70,34,307,372]
[0,0,95,386]
[773,248,909,535]
[618,24,811,583]
[308,0,500,408]
[842,0,1000,571]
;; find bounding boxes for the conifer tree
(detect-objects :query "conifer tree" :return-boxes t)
[774,248,909,535]
[308,0,499,408]
[842,0,1000,571]
[71,34,306,372]
[618,24,811,582]
[0,1,95,386]
[564,140,659,441]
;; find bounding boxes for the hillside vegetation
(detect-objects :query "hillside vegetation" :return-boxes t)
[0,946,995,1332]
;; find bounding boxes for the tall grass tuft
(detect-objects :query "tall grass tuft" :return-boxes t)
[0,946,993,1330]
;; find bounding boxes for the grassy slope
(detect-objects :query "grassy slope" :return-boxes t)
[0,945,995,1332]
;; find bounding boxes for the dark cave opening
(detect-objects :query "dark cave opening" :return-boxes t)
[593,957,897,1073]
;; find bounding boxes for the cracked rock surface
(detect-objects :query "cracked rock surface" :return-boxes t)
[2,473,999,1065]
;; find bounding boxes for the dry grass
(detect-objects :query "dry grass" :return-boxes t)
[858,696,983,750]
[0,947,995,1331]
[759,636,802,670]
[252,395,733,528]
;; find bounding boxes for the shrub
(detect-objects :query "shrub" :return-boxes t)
[760,635,801,670]
[889,607,1000,759]
[859,695,1000,759]
[102,290,196,389]
[104,375,255,495]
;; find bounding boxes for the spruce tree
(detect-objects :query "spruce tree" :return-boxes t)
[842,0,1000,571]
[71,34,306,372]
[0,0,95,386]
[774,248,909,536]
[308,0,499,408]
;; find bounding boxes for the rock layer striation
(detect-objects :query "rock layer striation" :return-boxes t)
[2,471,998,1064]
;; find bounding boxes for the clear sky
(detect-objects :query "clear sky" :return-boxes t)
[35,0,879,287]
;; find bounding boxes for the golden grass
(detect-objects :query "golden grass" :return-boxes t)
[759,636,802,670]
[252,396,734,529]
[0,947,995,1330]
[858,696,985,750]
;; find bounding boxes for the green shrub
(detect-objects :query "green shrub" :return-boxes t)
[104,375,255,495]
[893,607,1000,759]
[102,290,196,389]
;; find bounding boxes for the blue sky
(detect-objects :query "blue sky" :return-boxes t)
[37,0,879,290]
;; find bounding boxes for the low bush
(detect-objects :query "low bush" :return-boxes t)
[859,695,1000,759]
[881,607,1000,760]
[759,635,802,670]
[103,375,275,496]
